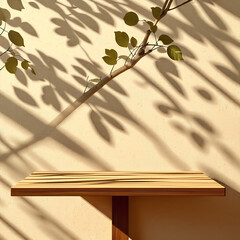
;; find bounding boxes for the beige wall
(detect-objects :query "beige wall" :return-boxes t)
[1,0,240,239]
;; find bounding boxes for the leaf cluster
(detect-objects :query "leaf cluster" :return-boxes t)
[0,0,36,75]
[101,6,183,69]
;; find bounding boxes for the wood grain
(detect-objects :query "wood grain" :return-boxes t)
[11,171,225,196]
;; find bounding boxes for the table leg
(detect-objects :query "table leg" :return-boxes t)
[112,196,129,240]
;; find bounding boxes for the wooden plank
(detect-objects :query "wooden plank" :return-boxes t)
[112,196,128,240]
[11,171,225,196]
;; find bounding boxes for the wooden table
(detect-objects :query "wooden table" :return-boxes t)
[11,171,225,240]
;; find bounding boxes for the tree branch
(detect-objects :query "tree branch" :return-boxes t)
[169,0,193,11]
[47,0,175,129]
[48,49,152,128]
[137,0,173,56]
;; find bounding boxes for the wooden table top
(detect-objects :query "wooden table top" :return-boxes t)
[11,171,225,196]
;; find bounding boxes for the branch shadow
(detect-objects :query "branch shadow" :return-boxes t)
[1,0,240,239]
[0,214,30,240]
[0,176,80,240]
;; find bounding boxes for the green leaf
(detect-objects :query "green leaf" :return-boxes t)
[102,56,117,65]
[147,21,157,33]
[5,57,18,74]
[151,7,162,19]
[8,30,25,46]
[0,8,11,24]
[158,34,173,45]
[31,67,36,75]
[103,48,118,66]
[123,12,139,26]
[105,49,118,59]
[21,60,29,70]
[115,31,129,48]
[89,78,100,83]
[7,0,24,11]
[130,37,137,47]
[167,45,183,61]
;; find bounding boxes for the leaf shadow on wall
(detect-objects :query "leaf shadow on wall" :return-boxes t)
[0,176,80,240]
[149,0,240,170]
[1,0,240,239]
[3,0,239,153]
[0,1,190,239]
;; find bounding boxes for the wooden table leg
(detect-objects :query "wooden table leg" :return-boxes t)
[112,196,129,240]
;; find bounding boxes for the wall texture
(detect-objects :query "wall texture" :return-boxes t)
[0,0,240,239]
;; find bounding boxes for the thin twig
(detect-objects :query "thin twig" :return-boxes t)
[130,46,139,60]
[169,0,193,11]
[166,0,174,12]
[132,45,141,58]
[0,46,11,57]
[0,43,13,57]
[0,65,5,71]
[124,52,133,65]
[154,33,158,43]
[151,33,159,50]
[128,47,134,57]
[83,76,89,93]
[152,44,165,51]
[0,22,7,35]
[137,0,174,57]
[110,65,115,75]
[46,0,194,129]
[0,25,9,34]
[48,49,153,129]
